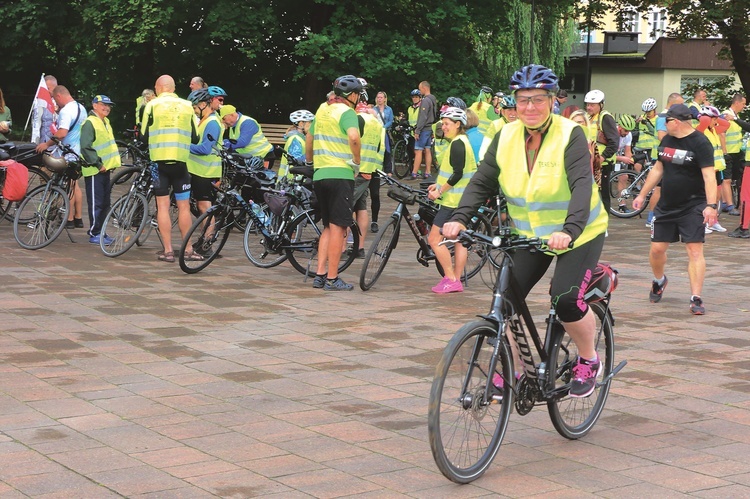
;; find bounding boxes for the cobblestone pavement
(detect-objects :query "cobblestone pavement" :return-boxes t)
[1,195,750,498]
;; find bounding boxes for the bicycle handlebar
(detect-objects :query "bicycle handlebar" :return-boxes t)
[375,169,429,197]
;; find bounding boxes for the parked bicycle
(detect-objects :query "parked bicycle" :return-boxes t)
[111,128,150,190]
[359,171,490,291]
[0,141,51,221]
[12,141,85,250]
[428,228,625,483]
[390,119,415,179]
[608,148,654,218]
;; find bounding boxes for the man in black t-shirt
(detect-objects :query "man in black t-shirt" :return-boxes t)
[633,104,718,315]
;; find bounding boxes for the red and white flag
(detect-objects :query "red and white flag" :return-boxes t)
[29,74,57,143]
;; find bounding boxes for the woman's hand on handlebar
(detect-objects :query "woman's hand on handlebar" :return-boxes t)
[546,231,573,251]
[441,221,466,240]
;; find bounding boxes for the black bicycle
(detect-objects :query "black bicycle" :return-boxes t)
[359,171,490,291]
[428,229,625,483]
[390,120,415,179]
[608,148,654,218]
[0,142,51,221]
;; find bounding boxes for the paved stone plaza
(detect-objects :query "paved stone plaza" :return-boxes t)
[1,197,750,497]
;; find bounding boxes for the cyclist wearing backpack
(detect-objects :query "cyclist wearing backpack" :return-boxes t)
[443,64,608,397]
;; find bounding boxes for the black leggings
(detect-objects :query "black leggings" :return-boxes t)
[510,233,605,323]
[369,175,381,223]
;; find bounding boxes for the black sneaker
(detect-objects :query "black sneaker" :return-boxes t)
[728,227,750,238]
[370,221,379,233]
[312,274,326,289]
[324,277,354,291]
[649,275,667,303]
[65,220,76,229]
[74,218,84,228]
[690,296,705,315]
[569,356,602,398]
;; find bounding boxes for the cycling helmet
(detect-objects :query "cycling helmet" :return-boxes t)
[42,153,67,172]
[509,64,559,93]
[700,105,720,118]
[618,114,636,131]
[360,89,369,103]
[333,75,363,97]
[207,86,227,97]
[289,109,315,124]
[445,96,467,110]
[410,89,421,97]
[641,98,658,112]
[439,106,467,126]
[480,85,493,95]
[584,89,605,104]
[500,95,517,109]
[244,156,264,170]
[494,92,505,98]
[358,77,368,88]
[188,89,211,105]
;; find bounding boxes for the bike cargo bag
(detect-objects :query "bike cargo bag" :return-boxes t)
[0,159,29,202]
[387,185,416,205]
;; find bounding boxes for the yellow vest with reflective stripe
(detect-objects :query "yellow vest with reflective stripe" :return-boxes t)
[187,114,222,178]
[469,102,493,136]
[231,115,273,157]
[313,102,355,178]
[279,131,305,178]
[703,127,726,171]
[408,106,419,127]
[436,134,476,208]
[141,92,193,162]
[359,112,384,174]
[724,113,743,154]
[83,115,121,177]
[479,118,506,158]
[496,116,608,251]
[591,110,615,160]
[637,114,659,158]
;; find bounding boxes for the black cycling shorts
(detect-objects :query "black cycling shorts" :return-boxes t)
[314,178,354,228]
[191,175,220,202]
[153,161,191,199]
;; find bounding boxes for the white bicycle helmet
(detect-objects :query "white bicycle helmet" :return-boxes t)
[584,89,605,104]
[289,109,315,124]
[439,106,467,126]
[641,98,657,112]
[700,105,720,118]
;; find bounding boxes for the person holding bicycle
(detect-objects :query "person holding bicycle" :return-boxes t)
[443,64,608,397]
[186,89,222,231]
[428,106,477,294]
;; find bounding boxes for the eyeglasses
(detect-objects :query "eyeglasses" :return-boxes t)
[216,97,224,103]
[515,95,552,107]
[665,117,677,123]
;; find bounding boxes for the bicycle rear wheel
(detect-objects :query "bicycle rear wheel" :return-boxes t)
[392,140,411,179]
[547,301,614,439]
[100,192,149,257]
[285,211,359,276]
[608,170,648,218]
[359,216,400,290]
[2,165,50,222]
[244,205,287,268]
[179,207,232,274]
[13,185,69,250]
[429,320,513,483]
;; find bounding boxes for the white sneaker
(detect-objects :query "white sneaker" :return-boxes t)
[705,224,713,234]
[709,222,727,232]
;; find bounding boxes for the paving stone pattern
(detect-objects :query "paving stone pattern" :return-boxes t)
[1,196,750,497]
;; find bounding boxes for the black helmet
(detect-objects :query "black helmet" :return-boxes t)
[188,89,211,105]
[480,85,493,95]
[445,96,467,110]
[509,64,559,93]
[333,75,363,97]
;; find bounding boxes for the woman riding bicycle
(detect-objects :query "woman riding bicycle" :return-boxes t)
[442,64,609,397]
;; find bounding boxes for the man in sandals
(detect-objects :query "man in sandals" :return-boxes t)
[140,75,198,262]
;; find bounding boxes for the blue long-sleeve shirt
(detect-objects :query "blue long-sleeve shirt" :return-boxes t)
[223,112,258,151]
[373,105,393,130]
[191,119,222,155]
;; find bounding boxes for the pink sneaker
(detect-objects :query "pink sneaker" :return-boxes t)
[493,372,521,390]
[431,277,463,294]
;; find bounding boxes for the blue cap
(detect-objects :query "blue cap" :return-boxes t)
[92,95,114,105]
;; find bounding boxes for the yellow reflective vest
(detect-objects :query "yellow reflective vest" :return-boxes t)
[187,114,222,179]
[703,127,726,171]
[469,102,493,136]
[636,114,659,158]
[141,92,194,162]
[724,110,743,154]
[83,114,121,177]
[436,134,476,209]
[590,110,615,161]
[359,112,384,175]
[279,131,305,179]
[496,116,608,251]
[479,118,507,159]
[312,102,356,180]
[407,106,419,128]
[230,115,273,157]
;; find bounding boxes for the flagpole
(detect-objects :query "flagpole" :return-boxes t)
[24,73,45,135]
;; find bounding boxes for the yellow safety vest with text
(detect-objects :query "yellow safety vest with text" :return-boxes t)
[703,127,726,171]
[231,115,273,157]
[436,134,476,208]
[141,92,193,162]
[83,115,121,177]
[496,116,608,251]
[359,112,384,175]
[187,114,222,178]
[313,102,356,179]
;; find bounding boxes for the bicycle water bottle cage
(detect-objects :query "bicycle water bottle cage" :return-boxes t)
[387,185,417,205]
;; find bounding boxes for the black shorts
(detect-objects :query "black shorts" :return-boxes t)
[153,161,191,199]
[652,205,705,244]
[314,178,354,228]
[191,175,219,202]
[432,206,455,228]
[352,174,370,211]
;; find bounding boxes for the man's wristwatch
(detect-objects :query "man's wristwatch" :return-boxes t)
[706,204,718,209]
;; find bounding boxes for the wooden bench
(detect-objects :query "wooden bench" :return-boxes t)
[259,123,290,147]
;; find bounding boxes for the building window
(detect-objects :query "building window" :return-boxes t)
[620,10,639,33]
[680,75,726,95]
[579,25,594,44]
[648,8,666,42]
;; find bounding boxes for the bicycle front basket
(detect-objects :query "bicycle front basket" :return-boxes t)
[387,185,416,205]
[263,192,289,216]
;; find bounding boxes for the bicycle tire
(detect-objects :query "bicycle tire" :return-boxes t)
[359,216,400,290]
[392,140,411,179]
[109,166,140,193]
[179,207,232,274]
[428,320,514,484]
[547,300,614,439]
[436,213,492,283]
[244,204,288,268]
[2,165,50,222]
[116,140,135,169]
[285,211,360,276]
[100,192,149,257]
[608,170,649,218]
[13,185,69,250]
[136,193,157,246]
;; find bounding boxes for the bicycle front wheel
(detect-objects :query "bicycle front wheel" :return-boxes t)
[285,211,359,276]
[178,207,232,274]
[392,140,411,179]
[244,206,287,268]
[608,170,648,218]
[13,185,69,250]
[100,192,149,257]
[429,320,514,484]
[547,300,614,439]
[359,216,400,290]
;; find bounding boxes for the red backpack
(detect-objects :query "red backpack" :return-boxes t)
[0,160,30,202]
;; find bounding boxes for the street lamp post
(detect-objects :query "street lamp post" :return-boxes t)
[530,0,535,63]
